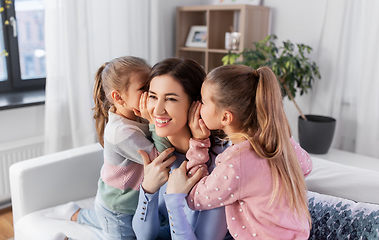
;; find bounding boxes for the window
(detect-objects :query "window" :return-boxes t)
[0,0,46,94]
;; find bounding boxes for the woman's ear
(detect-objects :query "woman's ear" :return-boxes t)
[111,90,124,106]
[221,110,234,127]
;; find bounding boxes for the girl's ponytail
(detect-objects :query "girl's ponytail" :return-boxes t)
[254,67,310,225]
[254,67,287,157]
[93,63,110,147]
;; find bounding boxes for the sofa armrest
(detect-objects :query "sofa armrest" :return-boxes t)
[306,157,379,205]
[10,143,103,224]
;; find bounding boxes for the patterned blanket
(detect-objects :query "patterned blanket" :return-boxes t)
[308,191,379,239]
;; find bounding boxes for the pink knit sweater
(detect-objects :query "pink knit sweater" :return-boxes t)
[187,137,312,239]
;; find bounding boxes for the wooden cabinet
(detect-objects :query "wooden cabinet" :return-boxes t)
[176,4,271,73]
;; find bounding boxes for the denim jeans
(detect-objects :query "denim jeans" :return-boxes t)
[76,196,136,240]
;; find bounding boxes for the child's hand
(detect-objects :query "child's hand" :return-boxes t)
[134,92,152,123]
[166,160,205,194]
[188,101,210,140]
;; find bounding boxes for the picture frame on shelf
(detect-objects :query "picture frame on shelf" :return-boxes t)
[185,26,207,48]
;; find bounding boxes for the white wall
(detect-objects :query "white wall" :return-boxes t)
[0,105,44,144]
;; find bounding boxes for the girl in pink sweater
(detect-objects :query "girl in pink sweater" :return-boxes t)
[167,65,312,239]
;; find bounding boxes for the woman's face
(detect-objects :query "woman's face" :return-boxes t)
[147,74,191,138]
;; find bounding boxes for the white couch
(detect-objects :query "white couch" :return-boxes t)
[10,143,379,240]
[10,143,104,240]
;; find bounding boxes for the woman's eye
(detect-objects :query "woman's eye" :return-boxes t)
[148,95,157,100]
[166,97,177,102]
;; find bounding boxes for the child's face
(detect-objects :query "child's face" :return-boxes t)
[200,82,223,130]
[121,72,148,114]
[147,74,190,138]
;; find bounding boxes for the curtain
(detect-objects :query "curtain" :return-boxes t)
[44,0,95,154]
[310,0,379,158]
[44,0,150,154]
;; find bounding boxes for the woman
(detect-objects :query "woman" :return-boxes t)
[132,58,232,240]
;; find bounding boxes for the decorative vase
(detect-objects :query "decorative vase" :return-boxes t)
[298,115,336,154]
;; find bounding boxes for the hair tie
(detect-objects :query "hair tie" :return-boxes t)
[253,69,260,79]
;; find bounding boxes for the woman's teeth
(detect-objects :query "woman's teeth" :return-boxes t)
[156,119,169,124]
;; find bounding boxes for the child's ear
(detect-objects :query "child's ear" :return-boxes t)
[111,90,124,105]
[221,110,234,127]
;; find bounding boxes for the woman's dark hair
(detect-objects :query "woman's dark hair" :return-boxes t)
[148,57,205,103]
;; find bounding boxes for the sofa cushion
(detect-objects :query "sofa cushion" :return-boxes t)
[308,191,379,239]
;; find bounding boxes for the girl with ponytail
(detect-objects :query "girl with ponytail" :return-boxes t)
[167,65,313,239]
[46,56,173,240]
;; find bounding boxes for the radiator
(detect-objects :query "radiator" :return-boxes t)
[0,136,44,205]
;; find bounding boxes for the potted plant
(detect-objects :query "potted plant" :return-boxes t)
[222,35,336,154]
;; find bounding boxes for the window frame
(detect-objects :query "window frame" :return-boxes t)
[0,0,46,94]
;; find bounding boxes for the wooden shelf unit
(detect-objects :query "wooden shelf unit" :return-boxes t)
[176,4,271,73]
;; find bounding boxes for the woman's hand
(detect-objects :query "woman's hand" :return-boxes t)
[139,147,177,194]
[188,101,210,140]
[166,161,205,194]
[134,92,152,123]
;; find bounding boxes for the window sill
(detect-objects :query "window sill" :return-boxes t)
[0,89,45,111]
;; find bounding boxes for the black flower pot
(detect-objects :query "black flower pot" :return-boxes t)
[298,115,336,154]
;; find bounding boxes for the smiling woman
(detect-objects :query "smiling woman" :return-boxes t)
[145,58,205,154]
[132,57,232,240]
[148,74,191,144]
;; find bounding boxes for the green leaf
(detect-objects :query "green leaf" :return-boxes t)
[221,55,230,65]
[222,53,239,65]
[221,34,321,107]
